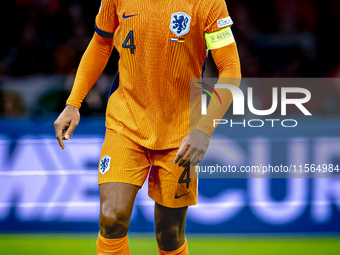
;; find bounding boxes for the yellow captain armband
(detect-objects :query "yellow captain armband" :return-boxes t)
[204,27,235,50]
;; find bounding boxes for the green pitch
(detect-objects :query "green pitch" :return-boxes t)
[0,234,339,255]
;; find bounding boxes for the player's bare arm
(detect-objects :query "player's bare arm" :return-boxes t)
[174,129,211,167]
[54,105,80,150]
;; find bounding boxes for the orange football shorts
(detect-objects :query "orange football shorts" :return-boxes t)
[98,128,197,208]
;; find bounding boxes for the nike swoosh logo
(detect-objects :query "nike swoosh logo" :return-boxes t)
[175,192,190,199]
[123,13,138,19]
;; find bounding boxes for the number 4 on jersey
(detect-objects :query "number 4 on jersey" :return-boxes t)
[122,30,136,54]
[179,167,190,189]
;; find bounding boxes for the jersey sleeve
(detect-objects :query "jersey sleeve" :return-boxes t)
[204,0,233,33]
[95,0,119,38]
[204,0,235,50]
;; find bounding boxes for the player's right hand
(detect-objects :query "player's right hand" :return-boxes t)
[54,105,80,150]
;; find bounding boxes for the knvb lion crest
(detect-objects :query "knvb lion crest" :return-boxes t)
[99,155,111,175]
[170,12,191,37]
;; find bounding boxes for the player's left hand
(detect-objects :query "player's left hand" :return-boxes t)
[174,129,210,167]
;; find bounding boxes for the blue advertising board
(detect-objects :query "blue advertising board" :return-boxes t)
[0,117,340,233]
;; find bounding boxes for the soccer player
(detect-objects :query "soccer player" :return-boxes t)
[54,0,241,254]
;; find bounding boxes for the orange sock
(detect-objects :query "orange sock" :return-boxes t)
[97,232,130,255]
[158,238,189,255]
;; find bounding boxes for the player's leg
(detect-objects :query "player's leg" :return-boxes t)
[149,148,197,255]
[155,203,189,254]
[97,183,139,255]
[99,183,139,238]
[97,128,151,255]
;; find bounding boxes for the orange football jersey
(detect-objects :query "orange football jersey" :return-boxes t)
[94,0,230,150]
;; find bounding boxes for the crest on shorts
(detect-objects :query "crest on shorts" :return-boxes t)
[170,12,191,37]
[99,155,111,175]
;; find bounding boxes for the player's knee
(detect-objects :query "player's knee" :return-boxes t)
[155,225,183,250]
[99,208,130,238]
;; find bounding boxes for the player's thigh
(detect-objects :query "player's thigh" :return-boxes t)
[99,182,140,236]
[99,182,139,217]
